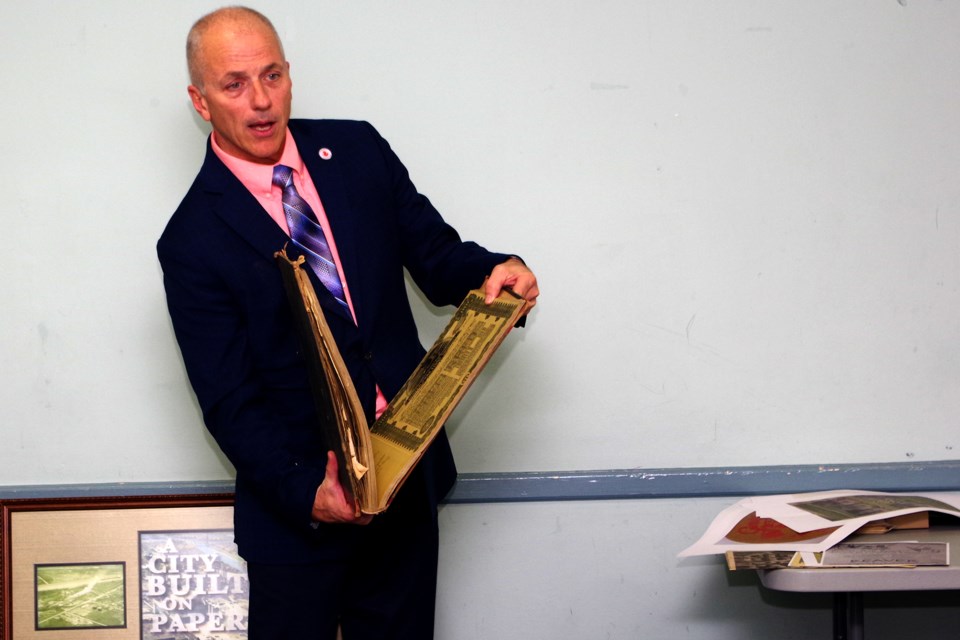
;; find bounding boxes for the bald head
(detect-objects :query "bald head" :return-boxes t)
[184,6,292,164]
[187,6,284,90]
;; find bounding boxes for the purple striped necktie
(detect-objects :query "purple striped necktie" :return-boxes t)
[272,164,349,313]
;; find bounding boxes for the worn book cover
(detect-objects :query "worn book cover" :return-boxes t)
[726,541,948,570]
[276,248,528,514]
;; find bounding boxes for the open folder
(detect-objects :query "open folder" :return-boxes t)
[276,248,529,514]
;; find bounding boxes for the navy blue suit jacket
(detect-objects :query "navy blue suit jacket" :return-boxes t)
[158,119,512,563]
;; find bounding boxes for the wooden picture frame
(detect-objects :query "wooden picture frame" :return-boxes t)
[0,493,242,640]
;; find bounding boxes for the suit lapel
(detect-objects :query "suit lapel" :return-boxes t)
[295,128,366,323]
[197,142,354,323]
[201,152,288,259]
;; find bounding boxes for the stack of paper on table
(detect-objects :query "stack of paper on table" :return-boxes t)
[678,490,960,570]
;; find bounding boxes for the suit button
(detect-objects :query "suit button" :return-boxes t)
[362,352,374,361]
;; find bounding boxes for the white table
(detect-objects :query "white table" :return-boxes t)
[759,527,960,640]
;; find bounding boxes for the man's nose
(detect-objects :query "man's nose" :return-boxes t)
[250,80,272,110]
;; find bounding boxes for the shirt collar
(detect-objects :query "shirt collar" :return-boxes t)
[211,129,305,194]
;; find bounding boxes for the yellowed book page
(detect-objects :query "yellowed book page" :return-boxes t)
[368,288,527,511]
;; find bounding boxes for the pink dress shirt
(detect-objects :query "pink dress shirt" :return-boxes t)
[212,130,389,417]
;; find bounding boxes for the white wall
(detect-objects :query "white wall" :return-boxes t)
[437,498,960,640]
[2,1,959,486]
[2,3,960,638]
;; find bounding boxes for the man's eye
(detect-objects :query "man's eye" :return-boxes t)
[225,82,243,91]
[266,73,281,82]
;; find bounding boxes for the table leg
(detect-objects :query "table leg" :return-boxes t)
[833,592,864,640]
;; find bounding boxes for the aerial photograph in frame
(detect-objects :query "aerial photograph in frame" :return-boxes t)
[35,562,126,630]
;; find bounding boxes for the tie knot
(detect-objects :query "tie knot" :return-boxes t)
[272,164,294,189]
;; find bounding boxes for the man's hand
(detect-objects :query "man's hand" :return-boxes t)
[311,451,373,525]
[484,257,540,313]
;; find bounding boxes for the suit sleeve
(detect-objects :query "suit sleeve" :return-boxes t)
[360,121,516,306]
[157,225,326,528]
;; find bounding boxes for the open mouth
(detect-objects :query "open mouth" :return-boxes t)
[249,120,275,134]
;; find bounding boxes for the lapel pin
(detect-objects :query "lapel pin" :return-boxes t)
[319,148,333,160]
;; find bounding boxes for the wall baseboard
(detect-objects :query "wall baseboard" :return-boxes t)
[2,459,959,502]
[447,459,960,503]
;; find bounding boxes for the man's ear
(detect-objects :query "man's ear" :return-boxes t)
[187,85,211,122]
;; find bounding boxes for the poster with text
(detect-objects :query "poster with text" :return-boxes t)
[139,529,248,639]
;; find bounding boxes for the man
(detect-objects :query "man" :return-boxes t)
[157,6,538,640]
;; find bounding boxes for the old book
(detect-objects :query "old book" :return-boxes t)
[855,511,929,534]
[725,541,949,570]
[725,550,799,571]
[275,248,529,514]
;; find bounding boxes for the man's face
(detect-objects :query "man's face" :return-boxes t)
[188,22,292,164]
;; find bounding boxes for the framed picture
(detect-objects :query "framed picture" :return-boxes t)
[0,493,245,640]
